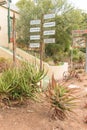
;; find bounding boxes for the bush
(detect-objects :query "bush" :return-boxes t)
[0,62,46,103]
[72,49,85,63]
[47,75,79,120]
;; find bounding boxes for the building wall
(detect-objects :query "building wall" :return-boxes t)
[0,6,19,47]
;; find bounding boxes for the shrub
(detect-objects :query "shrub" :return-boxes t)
[0,62,46,103]
[72,49,85,63]
[47,75,79,120]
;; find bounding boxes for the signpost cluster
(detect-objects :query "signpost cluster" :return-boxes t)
[43,14,55,44]
[30,20,41,48]
[29,13,56,70]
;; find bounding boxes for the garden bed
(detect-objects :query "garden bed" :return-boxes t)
[0,72,87,130]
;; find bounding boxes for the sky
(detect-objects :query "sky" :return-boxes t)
[69,0,87,12]
[12,0,87,12]
[12,0,18,4]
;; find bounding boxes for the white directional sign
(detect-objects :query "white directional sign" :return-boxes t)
[30,27,40,32]
[44,38,55,43]
[44,14,55,19]
[43,22,55,28]
[44,30,55,35]
[30,20,41,25]
[29,43,40,48]
[30,35,40,40]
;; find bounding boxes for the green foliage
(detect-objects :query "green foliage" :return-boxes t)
[16,0,28,9]
[47,75,79,120]
[16,0,87,62]
[72,49,85,63]
[80,48,86,53]
[16,0,35,45]
[16,0,73,47]
[45,44,69,63]
[45,44,59,57]
[0,62,46,102]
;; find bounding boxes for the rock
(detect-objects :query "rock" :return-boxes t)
[68,84,80,88]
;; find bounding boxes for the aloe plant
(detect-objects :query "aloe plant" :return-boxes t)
[0,62,46,103]
[47,75,79,120]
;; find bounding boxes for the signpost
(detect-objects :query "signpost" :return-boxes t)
[44,13,55,19]
[73,37,86,48]
[30,20,41,25]
[43,30,55,35]
[72,30,87,34]
[29,13,56,88]
[44,38,55,44]
[72,30,87,48]
[43,22,55,28]
[30,35,40,40]
[29,43,40,48]
[72,29,87,72]
[30,27,40,32]
[43,14,55,44]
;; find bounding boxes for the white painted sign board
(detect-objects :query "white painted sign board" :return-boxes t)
[44,30,55,35]
[30,20,41,25]
[29,43,40,48]
[44,14,55,19]
[30,27,40,32]
[43,22,55,27]
[30,35,40,40]
[44,38,55,43]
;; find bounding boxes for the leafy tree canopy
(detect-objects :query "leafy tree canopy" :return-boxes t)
[16,0,87,62]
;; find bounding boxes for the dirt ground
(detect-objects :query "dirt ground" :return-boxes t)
[0,72,87,130]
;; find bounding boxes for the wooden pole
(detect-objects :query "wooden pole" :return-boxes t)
[40,14,44,88]
[8,0,10,44]
[40,14,44,71]
[13,13,16,66]
[85,36,87,72]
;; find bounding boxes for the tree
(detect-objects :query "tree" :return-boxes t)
[16,0,36,46]
[16,0,87,62]
[16,0,73,46]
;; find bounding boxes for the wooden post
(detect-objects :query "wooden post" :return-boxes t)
[40,14,44,88]
[85,36,87,72]
[8,0,10,43]
[13,13,16,66]
[40,14,44,71]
